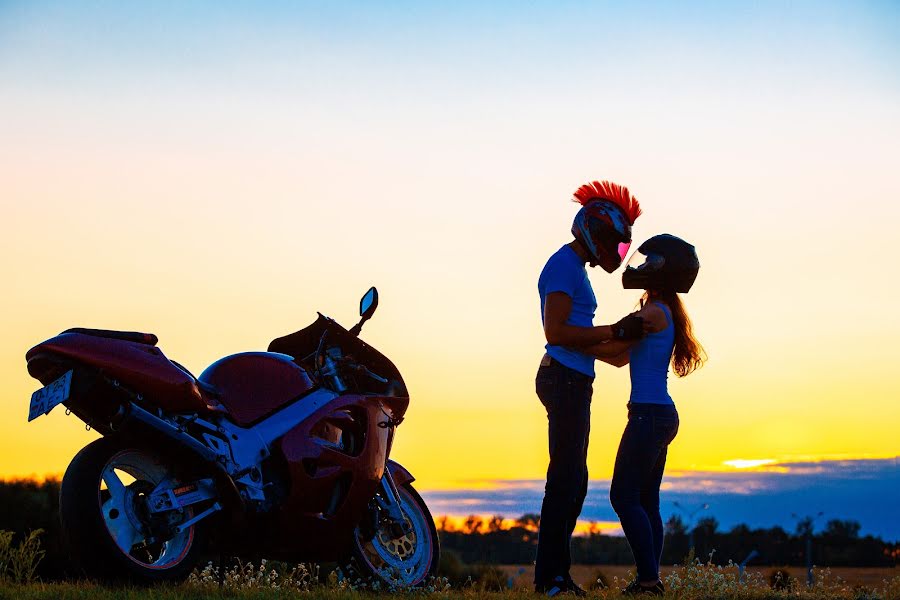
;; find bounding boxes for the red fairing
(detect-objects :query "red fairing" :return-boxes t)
[269,394,400,559]
[25,332,208,412]
[198,352,314,426]
[387,459,415,486]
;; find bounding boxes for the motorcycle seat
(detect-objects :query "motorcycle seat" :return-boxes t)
[63,328,158,346]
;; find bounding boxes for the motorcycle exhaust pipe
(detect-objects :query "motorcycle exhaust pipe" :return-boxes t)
[113,401,246,514]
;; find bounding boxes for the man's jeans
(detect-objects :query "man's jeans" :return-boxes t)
[609,402,680,582]
[534,356,593,584]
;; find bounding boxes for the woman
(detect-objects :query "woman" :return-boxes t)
[590,233,706,596]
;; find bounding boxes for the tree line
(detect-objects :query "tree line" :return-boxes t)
[438,513,898,568]
[0,478,896,581]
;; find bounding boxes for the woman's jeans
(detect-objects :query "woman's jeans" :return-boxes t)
[534,356,593,584]
[609,402,679,583]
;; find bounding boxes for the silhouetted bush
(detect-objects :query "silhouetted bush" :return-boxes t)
[436,549,506,589]
[468,564,507,591]
[0,479,70,579]
[0,529,45,583]
[589,567,610,589]
[437,549,467,584]
[769,568,796,590]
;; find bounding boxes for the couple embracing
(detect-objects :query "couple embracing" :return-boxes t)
[534,181,706,597]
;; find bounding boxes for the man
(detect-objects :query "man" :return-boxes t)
[534,180,644,596]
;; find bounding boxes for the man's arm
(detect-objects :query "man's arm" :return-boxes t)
[588,302,667,367]
[586,340,633,367]
[585,339,634,357]
[543,292,642,347]
[598,351,631,368]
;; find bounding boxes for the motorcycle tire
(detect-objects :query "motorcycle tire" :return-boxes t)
[348,482,440,588]
[60,436,207,583]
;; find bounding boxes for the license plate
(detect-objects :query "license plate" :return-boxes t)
[28,370,73,422]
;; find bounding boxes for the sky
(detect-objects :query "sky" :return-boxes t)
[422,457,900,541]
[1,2,899,539]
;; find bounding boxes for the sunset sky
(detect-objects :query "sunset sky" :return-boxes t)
[1,2,898,537]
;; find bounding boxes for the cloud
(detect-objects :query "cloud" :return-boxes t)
[418,457,900,542]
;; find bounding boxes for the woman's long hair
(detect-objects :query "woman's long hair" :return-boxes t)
[642,290,706,377]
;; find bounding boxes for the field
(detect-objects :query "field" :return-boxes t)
[499,565,900,590]
[1,564,898,600]
[1,580,900,600]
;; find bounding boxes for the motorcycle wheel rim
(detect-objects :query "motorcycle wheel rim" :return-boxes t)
[355,485,433,586]
[97,449,195,570]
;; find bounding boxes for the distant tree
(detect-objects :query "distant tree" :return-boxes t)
[795,516,815,537]
[662,515,690,564]
[515,513,540,531]
[824,519,861,540]
[665,515,687,536]
[768,525,789,539]
[729,523,752,537]
[694,516,719,559]
[695,516,719,537]
[462,515,483,535]
[486,515,504,533]
[764,526,792,565]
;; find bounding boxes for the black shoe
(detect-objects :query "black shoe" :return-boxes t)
[536,576,583,597]
[565,576,588,597]
[622,579,665,596]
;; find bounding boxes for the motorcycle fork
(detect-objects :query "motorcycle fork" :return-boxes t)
[376,468,412,538]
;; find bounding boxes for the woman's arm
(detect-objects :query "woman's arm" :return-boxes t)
[635,301,669,333]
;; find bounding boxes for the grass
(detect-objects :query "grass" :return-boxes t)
[2,532,898,599]
[0,531,44,585]
[501,564,900,591]
[1,558,898,600]
[1,580,900,600]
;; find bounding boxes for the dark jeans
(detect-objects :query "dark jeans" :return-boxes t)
[534,356,593,585]
[609,402,679,582]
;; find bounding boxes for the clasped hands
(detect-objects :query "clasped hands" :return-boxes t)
[611,313,651,341]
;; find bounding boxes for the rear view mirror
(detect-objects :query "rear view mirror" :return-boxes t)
[360,287,378,319]
[350,287,379,337]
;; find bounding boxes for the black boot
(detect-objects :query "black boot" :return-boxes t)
[622,579,665,596]
[536,575,586,597]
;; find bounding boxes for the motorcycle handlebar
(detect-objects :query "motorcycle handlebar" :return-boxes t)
[350,363,388,384]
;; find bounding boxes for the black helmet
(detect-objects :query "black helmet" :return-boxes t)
[622,234,699,293]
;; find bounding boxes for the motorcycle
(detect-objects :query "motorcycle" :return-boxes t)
[24,287,439,585]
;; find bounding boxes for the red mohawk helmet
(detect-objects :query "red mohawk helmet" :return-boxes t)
[571,180,642,272]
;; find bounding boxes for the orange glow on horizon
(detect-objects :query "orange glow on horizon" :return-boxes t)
[435,514,621,537]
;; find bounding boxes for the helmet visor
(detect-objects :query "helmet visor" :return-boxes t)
[625,250,665,271]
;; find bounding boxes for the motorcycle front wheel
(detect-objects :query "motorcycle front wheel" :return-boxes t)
[350,483,439,588]
[60,437,207,583]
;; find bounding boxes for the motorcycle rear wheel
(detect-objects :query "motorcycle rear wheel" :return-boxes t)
[60,437,207,583]
[349,483,439,588]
